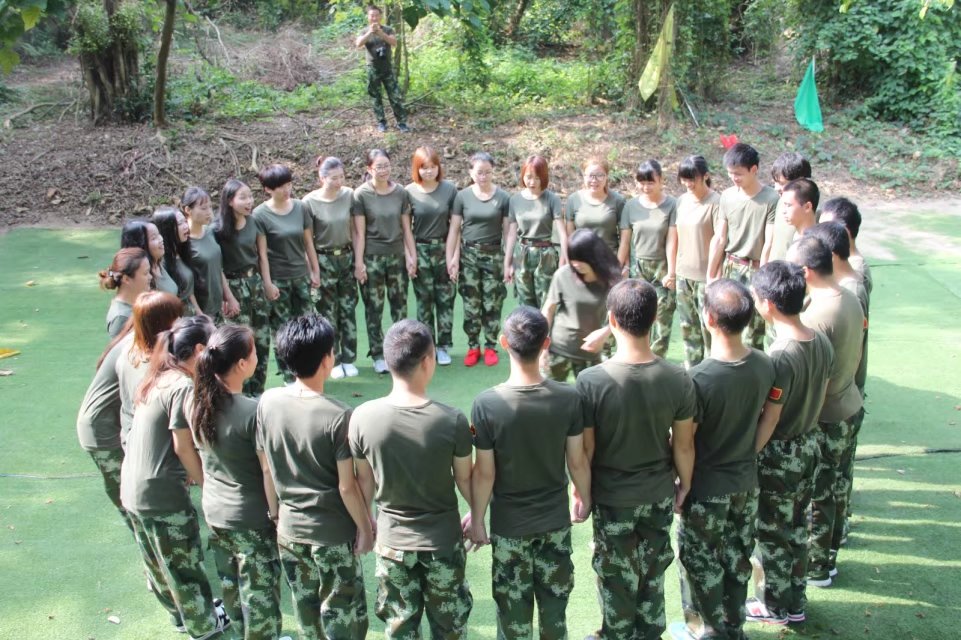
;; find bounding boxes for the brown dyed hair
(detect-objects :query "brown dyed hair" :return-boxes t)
[99,248,148,291]
[411,146,443,184]
[137,315,214,404]
[520,155,549,190]
[96,291,183,370]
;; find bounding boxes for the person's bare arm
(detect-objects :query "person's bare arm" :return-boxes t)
[503,222,518,283]
[256,234,279,300]
[352,216,368,284]
[446,216,462,281]
[402,213,417,278]
[469,449,495,547]
[665,226,678,290]
[671,418,695,513]
[617,228,632,268]
[760,222,775,265]
[172,429,204,486]
[566,433,591,522]
[755,401,783,452]
[555,218,569,265]
[706,218,728,282]
[582,426,595,463]
[453,454,473,504]
[257,451,278,520]
[337,458,374,554]
[304,228,320,288]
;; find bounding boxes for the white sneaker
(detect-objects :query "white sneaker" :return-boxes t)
[190,601,230,640]
[373,358,388,374]
[342,363,360,377]
[436,348,452,366]
[330,364,347,379]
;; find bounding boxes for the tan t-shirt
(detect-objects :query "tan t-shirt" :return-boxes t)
[720,185,779,261]
[675,191,720,281]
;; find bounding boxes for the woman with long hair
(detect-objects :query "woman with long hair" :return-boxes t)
[565,157,630,267]
[406,146,457,366]
[99,248,152,337]
[541,228,622,381]
[352,148,416,374]
[121,219,172,294]
[182,186,238,321]
[303,156,361,378]
[152,207,201,313]
[191,325,282,639]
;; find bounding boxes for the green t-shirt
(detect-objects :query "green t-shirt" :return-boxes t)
[565,190,625,252]
[407,180,457,241]
[352,181,410,256]
[472,379,584,538]
[453,187,510,245]
[120,374,193,516]
[304,187,353,250]
[348,398,472,550]
[193,393,271,531]
[190,227,224,317]
[675,191,720,281]
[154,264,178,297]
[767,331,835,440]
[577,359,696,507]
[77,334,129,451]
[689,350,775,499]
[622,195,678,261]
[801,288,865,422]
[115,340,150,446]
[173,255,195,304]
[217,217,261,274]
[545,265,609,361]
[719,185,779,261]
[769,211,796,261]
[106,299,132,338]
[253,200,311,280]
[256,385,355,546]
[509,190,561,241]
[363,24,394,66]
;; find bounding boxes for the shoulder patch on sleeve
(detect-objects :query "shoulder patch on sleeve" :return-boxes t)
[768,386,783,401]
[469,423,476,436]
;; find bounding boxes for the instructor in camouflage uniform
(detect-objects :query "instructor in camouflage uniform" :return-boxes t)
[356,4,409,133]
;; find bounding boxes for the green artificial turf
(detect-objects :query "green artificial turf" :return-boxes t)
[1,207,960,639]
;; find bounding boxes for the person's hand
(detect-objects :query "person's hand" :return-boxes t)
[664,272,676,291]
[469,520,489,550]
[355,528,374,555]
[581,328,608,354]
[223,295,240,318]
[309,271,320,289]
[571,495,591,523]
[406,255,417,278]
[673,480,689,515]
[503,263,514,283]
[447,260,459,282]
[355,263,368,284]
[264,282,280,301]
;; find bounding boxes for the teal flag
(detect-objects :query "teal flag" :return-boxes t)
[795,58,824,132]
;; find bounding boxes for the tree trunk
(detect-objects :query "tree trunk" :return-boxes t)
[153,0,177,127]
[505,0,531,40]
[625,0,648,111]
[76,0,142,123]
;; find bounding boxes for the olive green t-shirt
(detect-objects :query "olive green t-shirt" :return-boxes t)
[362,24,394,66]
[622,195,678,261]
[217,217,261,274]
[154,264,179,297]
[472,379,584,538]
[352,181,410,256]
[304,187,353,250]
[106,299,132,338]
[689,350,775,499]
[193,393,271,531]
[767,331,835,440]
[115,340,150,446]
[509,190,561,241]
[348,398,472,550]
[256,385,355,546]
[453,187,510,245]
[770,209,797,261]
[77,334,129,451]
[576,359,696,507]
[675,191,720,281]
[253,200,311,280]
[801,288,865,422]
[545,265,609,361]
[564,190,626,252]
[173,255,195,304]
[720,185,779,261]
[190,227,224,317]
[120,374,192,516]
[407,180,457,241]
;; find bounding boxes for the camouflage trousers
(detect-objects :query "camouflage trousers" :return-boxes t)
[209,526,282,640]
[843,406,866,526]
[361,254,409,359]
[459,245,506,349]
[414,241,455,348]
[130,509,217,638]
[374,542,472,639]
[227,272,271,395]
[491,527,573,640]
[548,350,598,383]
[721,260,765,350]
[268,276,312,382]
[277,535,368,640]
[312,249,359,364]
[632,259,676,358]
[88,448,134,533]
[809,415,858,579]
[591,498,674,640]
[676,276,710,370]
[677,490,758,639]
[755,432,818,616]
[513,243,558,309]
[367,63,407,126]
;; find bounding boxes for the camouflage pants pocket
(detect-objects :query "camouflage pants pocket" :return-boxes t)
[209,526,282,640]
[228,273,271,395]
[88,448,133,532]
[459,246,506,348]
[414,243,456,348]
[633,259,676,358]
[314,251,359,364]
[514,244,558,309]
[721,261,766,350]
[676,277,709,370]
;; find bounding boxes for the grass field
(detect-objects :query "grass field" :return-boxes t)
[1,204,960,640]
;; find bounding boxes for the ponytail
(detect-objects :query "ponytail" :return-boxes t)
[137,315,214,404]
[99,248,148,291]
[191,325,254,445]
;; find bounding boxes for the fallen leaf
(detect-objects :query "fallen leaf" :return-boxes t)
[25,280,36,287]
[107,615,121,624]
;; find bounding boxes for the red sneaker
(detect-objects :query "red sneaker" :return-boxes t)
[464,348,481,367]
[484,347,499,367]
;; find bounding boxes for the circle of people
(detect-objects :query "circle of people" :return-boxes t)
[78,141,872,640]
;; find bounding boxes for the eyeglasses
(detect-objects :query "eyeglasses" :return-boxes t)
[372,164,391,171]
[586,174,607,181]
[474,170,493,177]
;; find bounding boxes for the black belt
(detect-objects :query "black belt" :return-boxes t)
[224,266,257,279]
[316,245,351,256]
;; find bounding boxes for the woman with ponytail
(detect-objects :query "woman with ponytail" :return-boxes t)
[121,315,230,638]
[99,248,152,337]
[191,325,282,640]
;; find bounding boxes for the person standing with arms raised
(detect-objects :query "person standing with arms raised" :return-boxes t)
[355,4,409,133]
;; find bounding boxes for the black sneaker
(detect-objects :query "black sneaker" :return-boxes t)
[376,122,387,133]
[398,123,411,133]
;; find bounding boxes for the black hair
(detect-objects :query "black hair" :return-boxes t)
[822,197,862,239]
[791,235,833,277]
[275,314,335,379]
[180,186,212,302]
[771,152,812,182]
[364,148,391,182]
[215,179,247,244]
[783,178,820,212]
[567,228,622,290]
[804,222,851,260]
[634,159,663,182]
[317,156,345,178]
[752,261,806,315]
[607,279,658,338]
[192,325,254,445]
[502,306,549,362]
[120,220,156,269]
[469,151,495,168]
[704,279,755,335]
[723,143,760,170]
[151,207,192,295]
[257,164,293,190]
[137,315,215,404]
[384,319,434,377]
[180,186,210,214]
[677,155,712,187]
